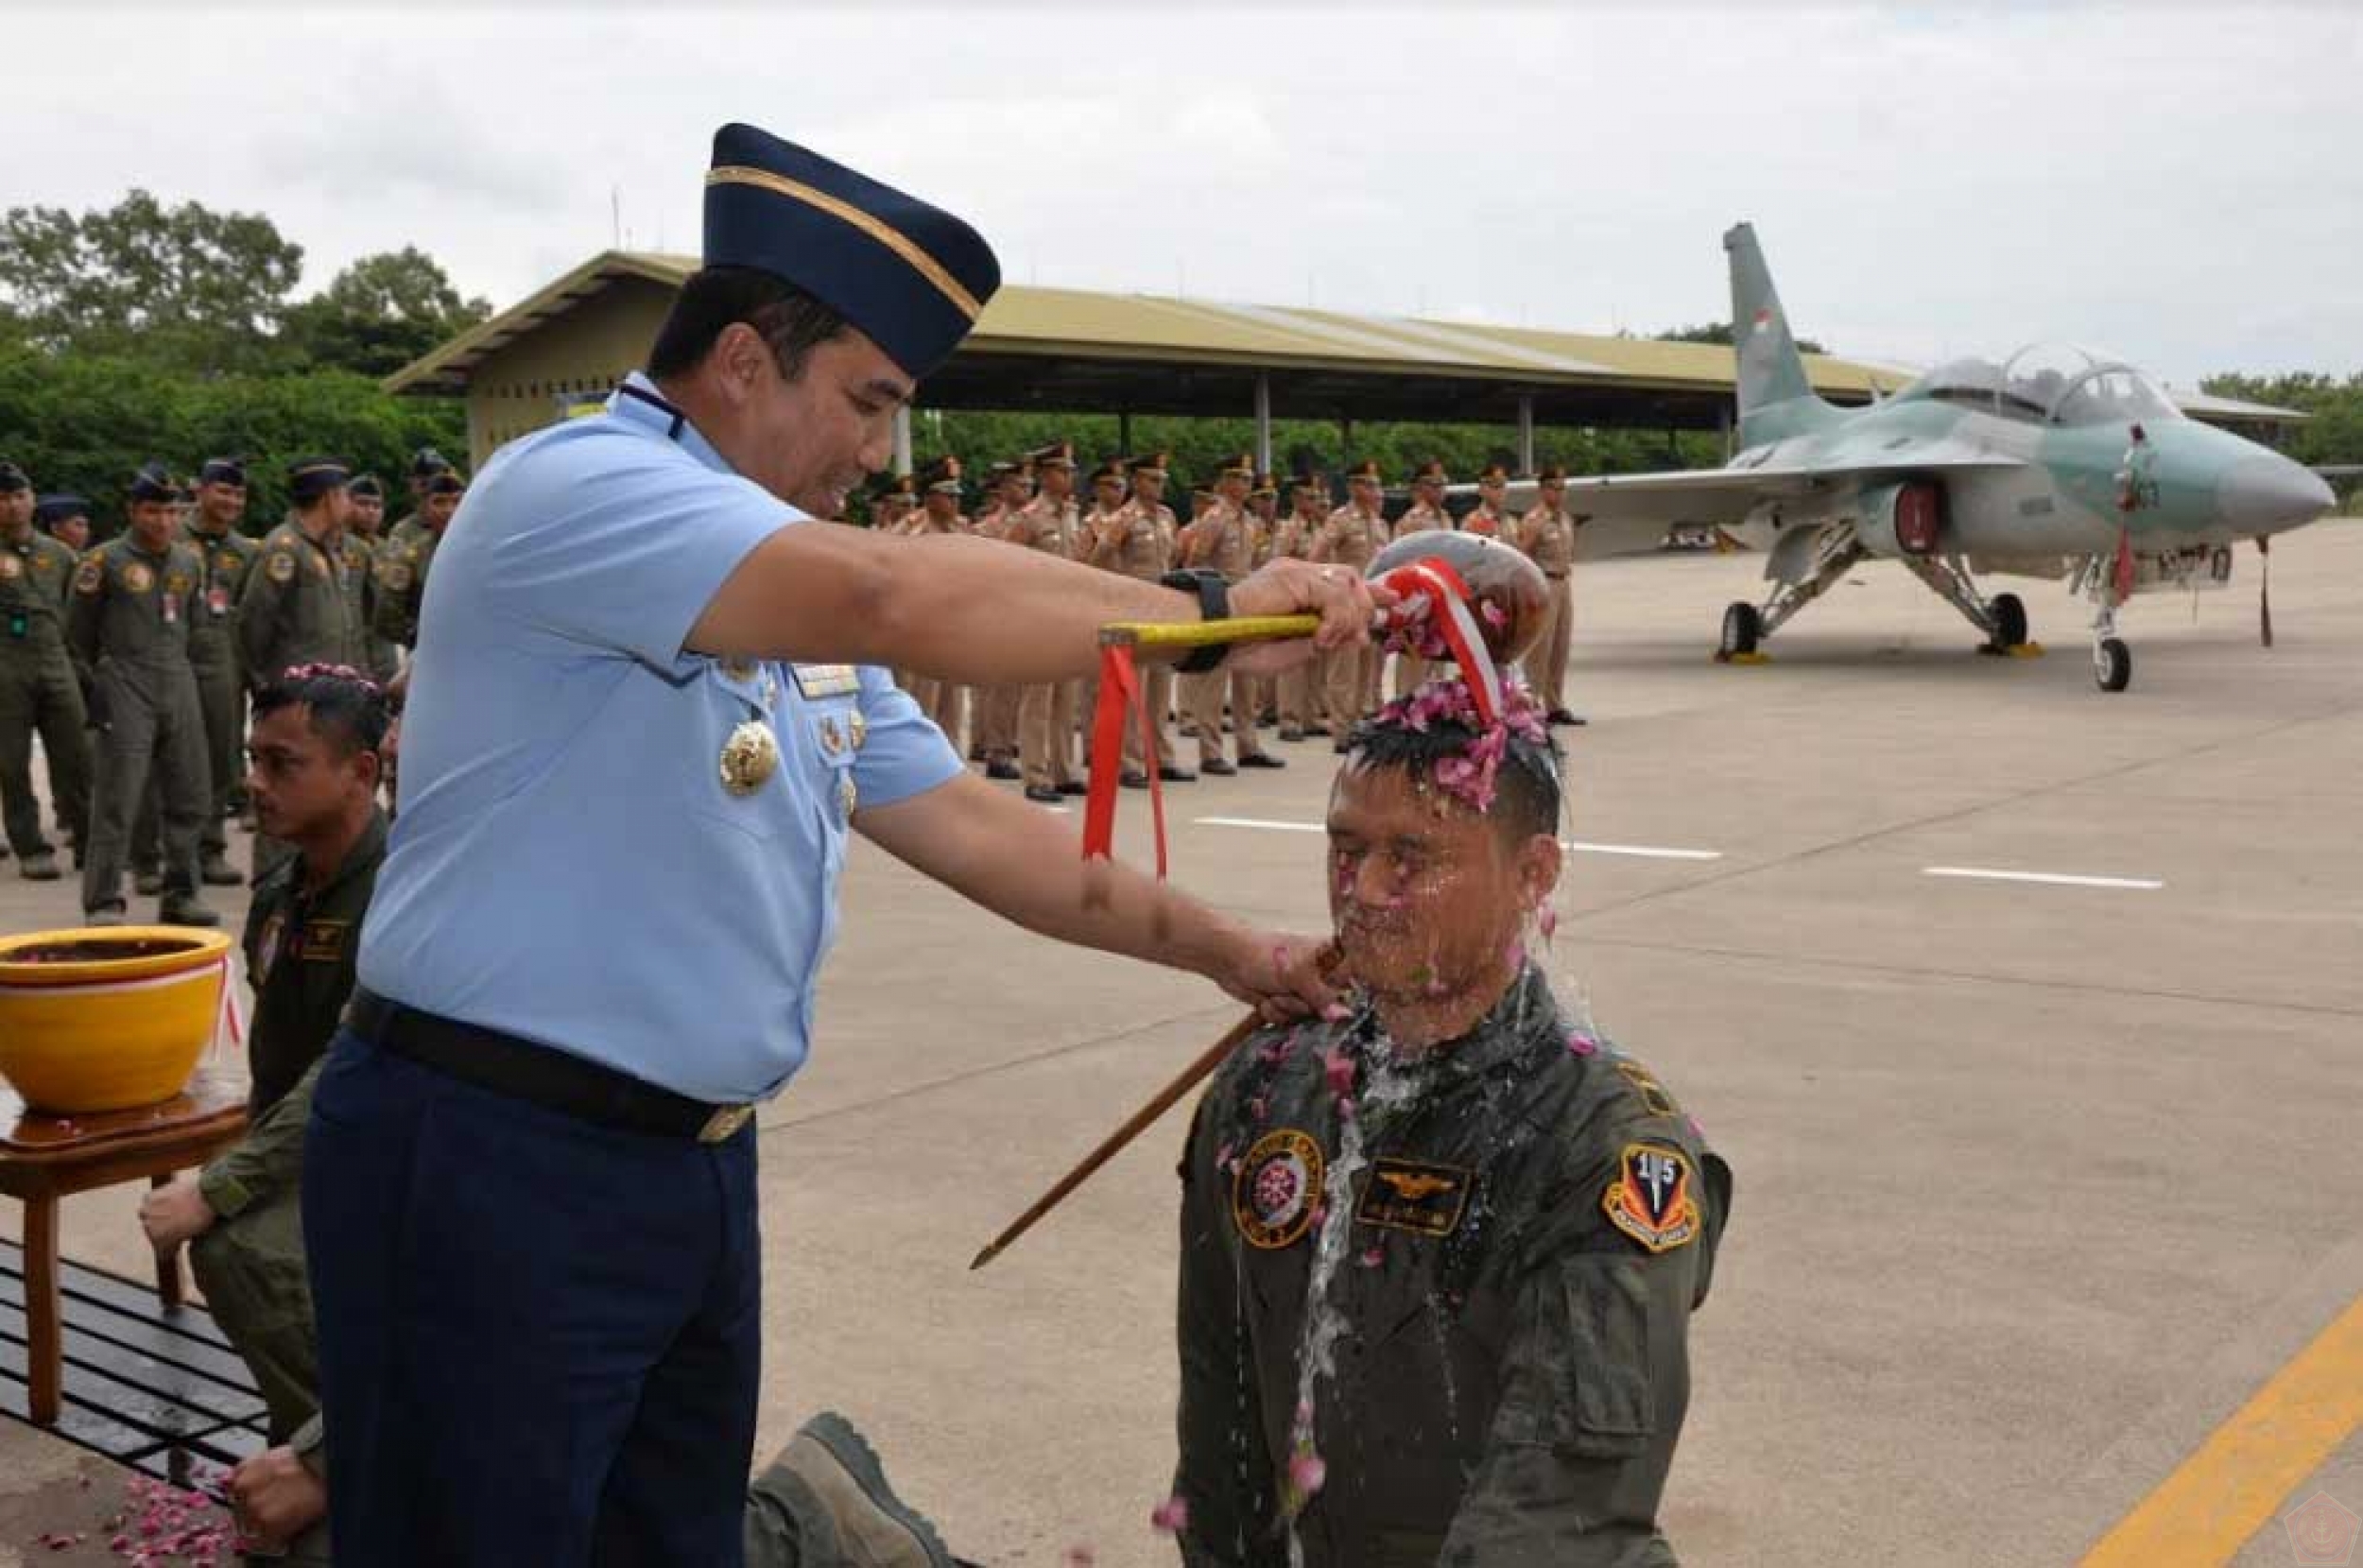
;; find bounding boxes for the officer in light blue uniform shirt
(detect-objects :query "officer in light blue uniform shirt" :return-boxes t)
[304,122,1380,1568]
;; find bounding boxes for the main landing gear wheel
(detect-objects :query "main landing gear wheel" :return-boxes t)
[2095,637,2132,693]
[1717,601,1762,661]
[1989,592,2028,652]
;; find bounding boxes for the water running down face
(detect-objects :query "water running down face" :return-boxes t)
[1326,682,1564,1031]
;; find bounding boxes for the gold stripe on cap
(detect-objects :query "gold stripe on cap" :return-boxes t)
[707,165,981,322]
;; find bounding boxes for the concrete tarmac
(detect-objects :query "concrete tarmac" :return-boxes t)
[4,519,2360,1565]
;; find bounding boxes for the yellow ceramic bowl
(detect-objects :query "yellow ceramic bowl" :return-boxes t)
[0,926,233,1114]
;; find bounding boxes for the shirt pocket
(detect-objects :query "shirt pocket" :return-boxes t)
[1493,1256,1657,1456]
[687,668,794,843]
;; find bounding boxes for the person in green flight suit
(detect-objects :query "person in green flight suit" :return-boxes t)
[238,459,366,685]
[343,475,403,685]
[1171,678,1733,1567]
[68,462,219,926]
[0,461,90,879]
[131,456,257,890]
[371,468,464,654]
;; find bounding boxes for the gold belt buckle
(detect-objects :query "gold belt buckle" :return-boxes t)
[698,1104,753,1144]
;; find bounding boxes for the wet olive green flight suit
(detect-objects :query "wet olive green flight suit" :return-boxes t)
[68,538,212,913]
[0,525,90,859]
[1174,969,1733,1568]
[132,522,258,873]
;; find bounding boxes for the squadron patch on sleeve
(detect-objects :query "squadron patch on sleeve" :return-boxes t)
[1354,1156,1472,1238]
[1233,1128,1324,1250]
[0,554,20,580]
[1602,1144,1701,1255]
[265,551,297,584]
[377,559,413,592]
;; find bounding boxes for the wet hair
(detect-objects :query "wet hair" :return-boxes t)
[1342,710,1563,845]
[647,267,852,383]
[251,665,389,758]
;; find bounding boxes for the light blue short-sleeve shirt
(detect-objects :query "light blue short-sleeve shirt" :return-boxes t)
[357,374,963,1102]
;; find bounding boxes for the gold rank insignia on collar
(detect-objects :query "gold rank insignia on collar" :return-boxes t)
[792,663,860,698]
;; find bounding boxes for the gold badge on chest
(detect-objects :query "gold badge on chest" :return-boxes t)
[718,719,781,797]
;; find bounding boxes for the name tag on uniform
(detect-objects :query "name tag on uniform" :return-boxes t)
[790,663,860,699]
[1354,1156,1473,1238]
[298,920,350,962]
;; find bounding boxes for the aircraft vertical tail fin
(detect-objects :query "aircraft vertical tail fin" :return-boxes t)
[1725,222,1833,444]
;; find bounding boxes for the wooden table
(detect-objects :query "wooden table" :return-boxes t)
[0,1069,248,1426]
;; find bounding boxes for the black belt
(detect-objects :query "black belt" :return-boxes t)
[344,990,754,1145]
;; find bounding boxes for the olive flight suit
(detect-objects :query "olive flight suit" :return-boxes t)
[1173,969,1733,1567]
[237,522,365,882]
[132,521,256,878]
[68,537,213,915]
[0,524,89,863]
[190,809,388,1565]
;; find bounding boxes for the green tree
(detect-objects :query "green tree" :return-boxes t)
[0,189,303,371]
[284,247,493,378]
[1656,320,1828,354]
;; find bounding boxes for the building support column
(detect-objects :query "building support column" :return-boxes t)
[1253,372,1273,474]
[892,405,913,475]
[1516,394,1536,475]
[1719,402,1733,462]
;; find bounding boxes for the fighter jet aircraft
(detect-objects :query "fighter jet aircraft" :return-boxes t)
[1550,223,2337,692]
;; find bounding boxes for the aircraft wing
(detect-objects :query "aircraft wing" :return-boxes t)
[1564,453,2028,528]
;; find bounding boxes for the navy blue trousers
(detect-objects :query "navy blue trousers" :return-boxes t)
[302,1032,762,1566]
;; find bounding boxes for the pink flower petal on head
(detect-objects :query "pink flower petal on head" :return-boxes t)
[1149,1495,1191,1534]
[1322,1045,1355,1098]
[1566,1031,1599,1057]
[1360,1244,1385,1267]
[1288,1450,1328,1498]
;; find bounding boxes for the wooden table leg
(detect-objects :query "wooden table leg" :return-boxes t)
[148,1174,185,1309]
[24,1193,61,1426]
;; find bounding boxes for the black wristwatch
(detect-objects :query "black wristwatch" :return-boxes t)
[1160,569,1233,673]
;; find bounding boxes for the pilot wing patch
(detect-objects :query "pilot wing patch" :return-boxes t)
[1355,1156,1472,1238]
[1602,1144,1701,1255]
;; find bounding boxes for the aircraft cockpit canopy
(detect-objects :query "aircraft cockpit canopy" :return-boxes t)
[1896,342,2184,427]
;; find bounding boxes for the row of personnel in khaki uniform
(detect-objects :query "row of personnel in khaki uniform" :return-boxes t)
[873,451,1586,800]
[0,450,465,922]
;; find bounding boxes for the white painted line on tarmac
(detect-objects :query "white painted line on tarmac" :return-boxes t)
[1923,866,2164,891]
[1195,818,1724,862]
[1562,840,1725,862]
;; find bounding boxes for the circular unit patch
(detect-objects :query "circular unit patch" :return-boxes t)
[1233,1127,1325,1250]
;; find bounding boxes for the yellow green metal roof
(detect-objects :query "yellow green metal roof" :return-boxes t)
[385,249,1903,401]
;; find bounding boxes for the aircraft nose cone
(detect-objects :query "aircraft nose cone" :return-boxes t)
[2217,457,2335,533]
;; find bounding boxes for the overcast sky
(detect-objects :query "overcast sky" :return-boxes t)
[13,4,2363,386]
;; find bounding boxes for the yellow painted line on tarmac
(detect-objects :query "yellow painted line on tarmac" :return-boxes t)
[2078,1293,2363,1567]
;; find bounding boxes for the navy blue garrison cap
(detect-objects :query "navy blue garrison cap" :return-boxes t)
[0,460,28,493]
[128,462,178,504]
[199,457,247,487]
[287,457,352,506]
[702,123,1000,379]
[348,474,384,500]
[34,493,89,527]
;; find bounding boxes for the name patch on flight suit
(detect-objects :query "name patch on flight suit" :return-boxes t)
[1233,1128,1324,1250]
[298,920,350,962]
[1354,1156,1473,1238]
[790,663,860,699]
[1601,1144,1701,1255]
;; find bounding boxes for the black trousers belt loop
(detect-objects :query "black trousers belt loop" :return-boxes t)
[344,989,754,1144]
